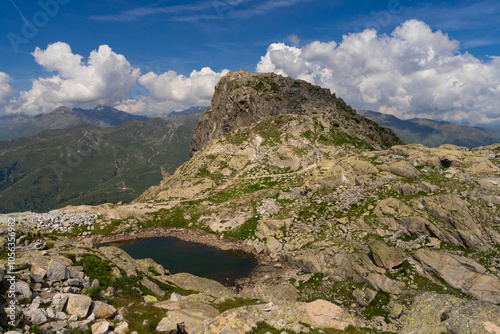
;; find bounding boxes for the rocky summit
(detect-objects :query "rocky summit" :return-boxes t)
[190,70,403,155]
[1,71,500,334]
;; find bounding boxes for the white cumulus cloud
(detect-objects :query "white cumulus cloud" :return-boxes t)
[117,67,230,113]
[257,19,500,126]
[0,72,15,108]
[8,42,140,115]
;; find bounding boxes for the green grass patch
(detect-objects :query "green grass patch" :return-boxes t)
[217,297,261,313]
[197,167,224,183]
[226,130,251,146]
[225,215,260,240]
[364,292,390,320]
[77,255,113,285]
[127,303,165,333]
[302,130,314,142]
[84,286,104,300]
[318,127,373,150]
[295,274,366,309]
[87,219,125,236]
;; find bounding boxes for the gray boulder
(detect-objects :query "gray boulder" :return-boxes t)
[401,292,500,334]
[140,277,165,297]
[52,293,68,312]
[415,249,500,304]
[369,240,405,270]
[30,308,48,325]
[13,279,32,301]
[47,260,70,282]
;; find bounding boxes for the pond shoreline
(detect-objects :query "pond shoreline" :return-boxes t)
[86,227,295,290]
[89,226,263,259]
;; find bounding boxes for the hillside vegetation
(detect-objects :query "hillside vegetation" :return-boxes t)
[0,115,199,213]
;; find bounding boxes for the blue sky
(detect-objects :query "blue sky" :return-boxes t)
[1,0,500,125]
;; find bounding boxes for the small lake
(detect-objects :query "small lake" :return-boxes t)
[104,236,258,286]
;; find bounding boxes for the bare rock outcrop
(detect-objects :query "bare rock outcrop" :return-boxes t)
[401,292,500,334]
[190,70,402,155]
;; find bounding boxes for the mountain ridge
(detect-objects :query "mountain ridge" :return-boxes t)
[0,105,149,141]
[358,109,500,148]
[0,113,201,213]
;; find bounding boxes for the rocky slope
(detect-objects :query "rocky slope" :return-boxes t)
[1,71,500,333]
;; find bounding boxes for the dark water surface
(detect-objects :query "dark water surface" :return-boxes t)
[105,236,258,286]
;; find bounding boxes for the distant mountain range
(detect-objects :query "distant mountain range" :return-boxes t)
[0,107,202,213]
[0,105,149,141]
[358,110,500,148]
[4,104,498,213]
[146,106,207,120]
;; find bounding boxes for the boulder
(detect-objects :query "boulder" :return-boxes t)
[265,236,283,258]
[156,317,178,333]
[353,288,377,307]
[164,310,211,333]
[135,258,165,275]
[191,300,356,334]
[240,282,299,303]
[162,273,236,299]
[414,249,500,304]
[13,279,32,301]
[401,292,500,334]
[154,299,220,332]
[190,305,268,334]
[91,320,110,334]
[268,146,301,170]
[299,300,353,330]
[52,293,68,312]
[144,295,157,303]
[255,218,291,240]
[30,308,48,325]
[381,160,421,179]
[98,246,141,277]
[65,294,92,318]
[0,302,22,327]
[140,277,165,297]
[66,278,84,287]
[170,292,183,301]
[365,272,404,295]
[47,260,70,282]
[228,155,248,170]
[114,322,129,334]
[369,240,405,270]
[393,183,420,196]
[346,159,379,175]
[92,301,117,319]
[420,195,489,251]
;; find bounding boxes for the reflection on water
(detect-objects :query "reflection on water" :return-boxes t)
[103,236,258,286]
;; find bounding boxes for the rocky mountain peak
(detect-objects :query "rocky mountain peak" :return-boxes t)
[190,71,403,155]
